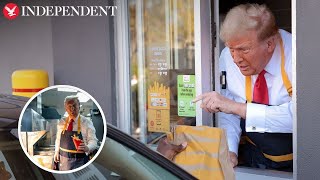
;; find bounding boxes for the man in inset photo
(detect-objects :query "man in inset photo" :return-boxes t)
[54,95,98,171]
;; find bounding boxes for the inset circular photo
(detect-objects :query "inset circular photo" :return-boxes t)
[18,85,107,174]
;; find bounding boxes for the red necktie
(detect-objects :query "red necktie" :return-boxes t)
[253,70,269,105]
[67,119,74,131]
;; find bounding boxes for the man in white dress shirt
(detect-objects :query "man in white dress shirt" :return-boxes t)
[53,95,98,170]
[193,4,293,171]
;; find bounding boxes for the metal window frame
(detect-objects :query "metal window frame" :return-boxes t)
[114,0,131,134]
[135,0,147,143]
[194,0,213,126]
[292,0,297,178]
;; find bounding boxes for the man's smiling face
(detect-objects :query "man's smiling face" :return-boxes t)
[65,100,79,119]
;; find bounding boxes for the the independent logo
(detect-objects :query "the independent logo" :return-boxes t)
[2,4,117,19]
[3,3,19,20]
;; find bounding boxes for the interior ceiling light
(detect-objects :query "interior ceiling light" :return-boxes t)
[76,92,90,102]
[57,87,78,92]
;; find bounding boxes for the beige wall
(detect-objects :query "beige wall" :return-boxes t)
[0,16,54,94]
[0,0,54,94]
[51,0,116,125]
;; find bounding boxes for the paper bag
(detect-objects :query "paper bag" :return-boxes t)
[167,125,235,180]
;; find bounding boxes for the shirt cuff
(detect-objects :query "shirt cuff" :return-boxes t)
[228,140,239,155]
[227,135,239,155]
[87,143,97,152]
[246,103,267,132]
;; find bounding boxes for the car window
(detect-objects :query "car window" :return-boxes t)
[94,137,180,180]
[97,125,196,180]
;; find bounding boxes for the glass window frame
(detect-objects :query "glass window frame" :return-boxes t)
[114,0,214,140]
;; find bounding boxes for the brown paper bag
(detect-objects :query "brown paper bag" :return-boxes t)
[167,125,235,180]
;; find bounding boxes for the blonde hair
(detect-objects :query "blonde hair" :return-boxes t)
[220,4,278,42]
[64,95,80,106]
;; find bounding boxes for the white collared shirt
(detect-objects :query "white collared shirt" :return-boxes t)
[55,114,98,153]
[218,29,293,155]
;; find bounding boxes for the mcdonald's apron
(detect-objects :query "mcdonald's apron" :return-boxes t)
[240,37,293,171]
[59,116,89,171]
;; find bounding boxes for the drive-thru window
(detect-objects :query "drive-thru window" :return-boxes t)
[114,0,293,179]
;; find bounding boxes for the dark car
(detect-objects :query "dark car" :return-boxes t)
[0,94,196,180]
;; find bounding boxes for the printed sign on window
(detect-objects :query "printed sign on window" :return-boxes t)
[177,75,196,117]
[147,81,170,132]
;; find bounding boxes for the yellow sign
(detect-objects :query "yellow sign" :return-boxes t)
[147,109,170,132]
[147,81,170,132]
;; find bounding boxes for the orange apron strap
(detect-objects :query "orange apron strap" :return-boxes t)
[245,136,293,162]
[77,116,81,134]
[245,76,252,103]
[62,117,70,134]
[59,147,84,153]
[279,38,292,97]
[245,36,292,101]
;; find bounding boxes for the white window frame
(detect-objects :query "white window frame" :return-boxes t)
[114,0,131,134]
[194,0,214,126]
